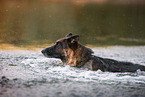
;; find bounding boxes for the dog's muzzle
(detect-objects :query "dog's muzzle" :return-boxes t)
[41,49,48,57]
[41,49,45,54]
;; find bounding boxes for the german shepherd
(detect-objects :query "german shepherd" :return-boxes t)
[41,33,145,72]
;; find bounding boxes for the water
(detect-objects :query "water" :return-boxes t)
[0,1,145,45]
[1,46,145,97]
[0,0,145,97]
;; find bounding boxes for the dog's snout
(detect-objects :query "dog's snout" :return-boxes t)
[41,49,45,54]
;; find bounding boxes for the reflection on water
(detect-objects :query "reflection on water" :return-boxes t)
[0,0,145,47]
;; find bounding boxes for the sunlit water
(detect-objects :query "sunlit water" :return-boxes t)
[1,46,145,97]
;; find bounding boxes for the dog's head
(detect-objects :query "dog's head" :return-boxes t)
[41,33,79,61]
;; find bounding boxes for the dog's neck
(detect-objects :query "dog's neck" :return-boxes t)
[63,43,93,67]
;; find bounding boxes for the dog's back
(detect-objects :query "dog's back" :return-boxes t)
[83,55,145,72]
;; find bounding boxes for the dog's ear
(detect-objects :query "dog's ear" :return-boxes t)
[70,35,79,43]
[63,35,79,49]
[67,35,79,50]
[66,33,72,37]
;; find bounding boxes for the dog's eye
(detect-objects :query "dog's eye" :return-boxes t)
[56,42,61,45]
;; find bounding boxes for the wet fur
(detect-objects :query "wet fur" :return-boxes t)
[42,33,145,72]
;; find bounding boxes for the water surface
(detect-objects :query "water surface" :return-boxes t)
[0,46,145,97]
[0,1,145,45]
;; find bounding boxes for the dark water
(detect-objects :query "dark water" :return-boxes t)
[0,1,145,46]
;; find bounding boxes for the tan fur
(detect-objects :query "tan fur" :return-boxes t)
[65,43,92,68]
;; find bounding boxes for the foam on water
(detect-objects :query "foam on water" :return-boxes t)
[19,54,145,85]
[1,46,145,97]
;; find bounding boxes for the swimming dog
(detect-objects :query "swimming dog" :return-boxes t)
[41,33,145,72]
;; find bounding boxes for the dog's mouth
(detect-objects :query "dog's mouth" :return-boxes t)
[41,50,50,58]
[42,51,62,59]
[42,52,50,58]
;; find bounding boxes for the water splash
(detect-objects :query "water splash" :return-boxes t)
[1,46,145,97]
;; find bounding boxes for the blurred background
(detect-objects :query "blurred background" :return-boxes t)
[0,0,145,49]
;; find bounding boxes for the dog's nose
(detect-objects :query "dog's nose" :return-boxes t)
[41,49,45,54]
